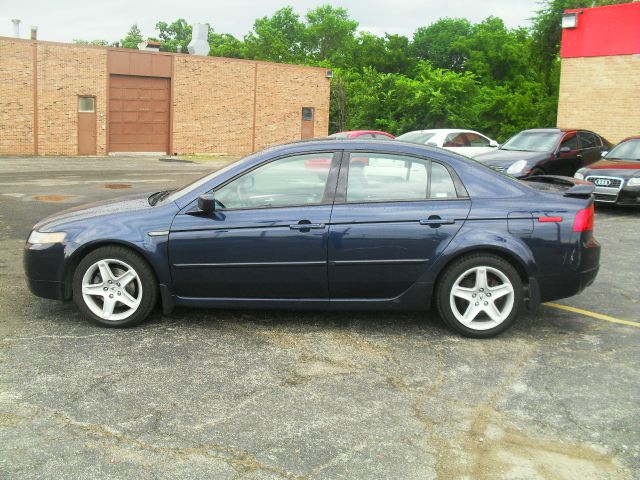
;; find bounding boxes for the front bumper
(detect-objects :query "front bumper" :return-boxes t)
[23,241,68,300]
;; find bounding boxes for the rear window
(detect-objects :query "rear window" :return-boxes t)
[396,132,436,144]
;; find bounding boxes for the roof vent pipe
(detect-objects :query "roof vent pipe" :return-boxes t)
[30,25,37,40]
[11,19,20,38]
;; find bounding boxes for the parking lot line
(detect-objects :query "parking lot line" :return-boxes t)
[545,302,639,328]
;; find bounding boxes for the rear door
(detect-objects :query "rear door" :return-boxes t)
[328,151,471,299]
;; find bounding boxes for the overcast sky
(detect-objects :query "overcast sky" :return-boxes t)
[1,0,539,43]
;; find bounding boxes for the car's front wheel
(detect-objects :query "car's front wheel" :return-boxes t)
[72,246,158,327]
[436,254,523,338]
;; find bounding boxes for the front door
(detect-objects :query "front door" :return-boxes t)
[169,152,339,299]
[78,96,96,155]
[328,152,471,299]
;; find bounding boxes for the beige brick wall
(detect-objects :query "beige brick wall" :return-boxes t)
[254,63,330,151]
[0,37,330,156]
[0,39,34,155]
[558,55,640,144]
[36,43,107,155]
[173,56,255,155]
[174,57,330,155]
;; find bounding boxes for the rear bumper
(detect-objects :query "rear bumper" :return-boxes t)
[538,236,600,302]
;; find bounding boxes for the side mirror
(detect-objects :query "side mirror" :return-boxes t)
[489,140,499,148]
[601,150,608,158]
[197,194,216,214]
[557,146,571,157]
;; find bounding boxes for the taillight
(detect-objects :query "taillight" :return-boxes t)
[573,204,594,232]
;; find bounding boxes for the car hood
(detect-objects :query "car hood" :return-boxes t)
[474,149,549,166]
[34,192,156,232]
[583,159,640,178]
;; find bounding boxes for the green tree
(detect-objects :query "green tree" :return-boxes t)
[304,5,358,65]
[156,19,192,52]
[73,39,110,46]
[120,24,144,49]
[411,18,472,71]
[209,32,246,58]
[244,7,306,63]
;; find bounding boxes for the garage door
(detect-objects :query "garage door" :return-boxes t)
[109,75,170,153]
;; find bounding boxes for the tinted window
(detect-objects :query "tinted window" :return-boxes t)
[578,132,599,149]
[396,131,437,144]
[216,153,331,209]
[501,132,561,152]
[431,163,457,199]
[465,132,490,147]
[345,153,458,203]
[561,133,580,150]
[444,133,471,147]
[606,139,640,160]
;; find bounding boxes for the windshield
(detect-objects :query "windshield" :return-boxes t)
[501,132,561,153]
[607,139,640,160]
[162,157,248,203]
[396,132,436,144]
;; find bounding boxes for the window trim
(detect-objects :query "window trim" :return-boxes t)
[78,96,96,113]
[202,150,342,212]
[334,150,468,206]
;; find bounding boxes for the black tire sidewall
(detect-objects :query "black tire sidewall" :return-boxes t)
[72,246,158,328]
[436,254,523,338]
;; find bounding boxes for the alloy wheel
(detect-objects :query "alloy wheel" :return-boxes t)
[81,258,142,321]
[449,266,515,331]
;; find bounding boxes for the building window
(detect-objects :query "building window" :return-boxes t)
[78,97,95,113]
[301,107,314,121]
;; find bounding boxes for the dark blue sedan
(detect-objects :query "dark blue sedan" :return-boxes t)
[24,140,601,338]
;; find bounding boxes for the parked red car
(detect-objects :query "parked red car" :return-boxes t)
[306,130,396,171]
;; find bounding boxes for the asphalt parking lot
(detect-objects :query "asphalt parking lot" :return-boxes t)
[1,156,638,479]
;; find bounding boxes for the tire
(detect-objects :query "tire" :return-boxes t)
[72,246,158,328]
[435,254,523,338]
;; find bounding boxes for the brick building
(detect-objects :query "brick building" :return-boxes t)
[0,37,331,156]
[557,2,640,143]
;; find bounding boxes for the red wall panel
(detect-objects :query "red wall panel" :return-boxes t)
[561,2,640,58]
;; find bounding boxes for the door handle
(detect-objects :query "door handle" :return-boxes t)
[420,217,455,226]
[290,222,325,230]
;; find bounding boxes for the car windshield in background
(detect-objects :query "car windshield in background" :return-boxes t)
[501,132,561,153]
[607,139,640,160]
[328,133,350,138]
[396,132,437,144]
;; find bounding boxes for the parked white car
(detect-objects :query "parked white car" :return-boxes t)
[396,129,499,158]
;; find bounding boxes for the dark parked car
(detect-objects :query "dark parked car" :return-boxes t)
[475,128,610,178]
[575,135,640,206]
[24,140,600,338]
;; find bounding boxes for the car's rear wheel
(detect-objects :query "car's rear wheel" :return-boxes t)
[436,254,523,338]
[72,246,157,328]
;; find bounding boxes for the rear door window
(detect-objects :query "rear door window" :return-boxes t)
[578,132,599,149]
[344,152,458,203]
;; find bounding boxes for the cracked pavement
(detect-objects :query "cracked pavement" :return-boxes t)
[1,156,638,479]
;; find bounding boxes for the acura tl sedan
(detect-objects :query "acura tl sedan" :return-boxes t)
[24,140,600,338]
[475,128,610,178]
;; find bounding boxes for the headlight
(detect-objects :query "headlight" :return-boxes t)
[627,177,640,187]
[574,169,585,180]
[506,160,527,175]
[27,231,67,244]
